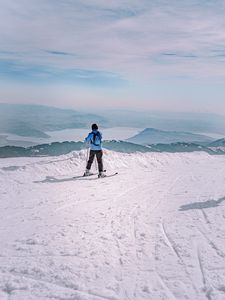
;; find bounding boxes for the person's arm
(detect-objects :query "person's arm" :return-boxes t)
[85,133,92,143]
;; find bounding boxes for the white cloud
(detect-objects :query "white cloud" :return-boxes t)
[1,0,225,81]
[1,0,225,113]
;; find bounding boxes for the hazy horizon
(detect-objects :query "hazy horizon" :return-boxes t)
[1,103,225,141]
[1,101,225,117]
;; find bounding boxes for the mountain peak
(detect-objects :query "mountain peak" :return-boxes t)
[127,128,213,145]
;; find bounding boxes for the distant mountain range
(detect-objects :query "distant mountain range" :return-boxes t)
[103,110,225,135]
[0,103,106,138]
[127,128,213,145]
[1,139,225,158]
[1,103,225,158]
[209,138,225,147]
[0,141,150,158]
[1,104,225,140]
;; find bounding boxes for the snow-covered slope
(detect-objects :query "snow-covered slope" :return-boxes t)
[1,150,225,300]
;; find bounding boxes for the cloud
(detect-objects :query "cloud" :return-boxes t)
[45,50,74,56]
[0,58,126,87]
[1,0,225,83]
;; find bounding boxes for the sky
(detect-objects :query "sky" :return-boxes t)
[0,0,225,114]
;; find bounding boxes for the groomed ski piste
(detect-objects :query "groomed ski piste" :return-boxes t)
[1,150,225,300]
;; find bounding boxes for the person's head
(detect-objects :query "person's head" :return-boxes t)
[91,123,98,131]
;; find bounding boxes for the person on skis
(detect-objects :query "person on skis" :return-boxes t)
[84,123,106,178]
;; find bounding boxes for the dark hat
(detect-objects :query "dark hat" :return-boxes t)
[91,123,98,130]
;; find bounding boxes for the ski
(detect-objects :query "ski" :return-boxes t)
[74,173,97,179]
[38,172,118,183]
[76,172,118,181]
[98,172,118,179]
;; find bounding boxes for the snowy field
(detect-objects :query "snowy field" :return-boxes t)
[1,150,225,300]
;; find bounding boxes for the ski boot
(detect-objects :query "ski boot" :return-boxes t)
[98,171,106,178]
[83,169,92,177]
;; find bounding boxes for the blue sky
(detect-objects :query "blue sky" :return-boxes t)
[0,0,225,114]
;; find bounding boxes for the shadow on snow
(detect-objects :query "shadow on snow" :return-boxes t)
[179,196,225,211]
[34,175,86,183]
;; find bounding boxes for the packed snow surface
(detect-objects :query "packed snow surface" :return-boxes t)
[0,150,225,300]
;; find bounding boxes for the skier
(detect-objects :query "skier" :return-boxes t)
[84,124,106,178]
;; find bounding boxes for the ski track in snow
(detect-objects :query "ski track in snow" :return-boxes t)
[1,150,225,299]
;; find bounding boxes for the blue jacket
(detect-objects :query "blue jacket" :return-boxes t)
[85,130,102,150]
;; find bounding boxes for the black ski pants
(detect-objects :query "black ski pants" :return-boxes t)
[86,150,103,172]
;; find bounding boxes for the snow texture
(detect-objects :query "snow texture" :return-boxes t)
[1,150,225,300]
